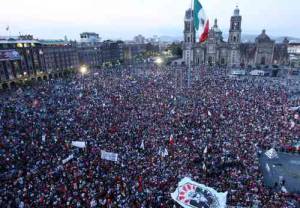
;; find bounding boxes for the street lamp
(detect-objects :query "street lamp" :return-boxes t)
[155,57,163,65]
[79,65,88,75]
[79,65,88,91]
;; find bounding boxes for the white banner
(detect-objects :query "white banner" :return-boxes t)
[289,106,300,111]
[72,141,86,148]
[62,154,74,164]
[265,148,278,159]
[0,50,21,61]
[101,150,118,162]
[171,177,227,208]
[42,134,46,142]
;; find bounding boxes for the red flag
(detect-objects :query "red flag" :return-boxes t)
[138,176,143,192]
[200,20,209,43]
[169,135,174,145]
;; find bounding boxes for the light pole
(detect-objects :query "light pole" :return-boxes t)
[79,65,88,90]
[80,65,88,75]
[154,57,164,76]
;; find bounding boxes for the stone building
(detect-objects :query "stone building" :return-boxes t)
[183,6,289,67]
[288,41,300,68]
[0,37,79,87]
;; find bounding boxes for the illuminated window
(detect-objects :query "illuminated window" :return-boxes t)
[17,43,23,48]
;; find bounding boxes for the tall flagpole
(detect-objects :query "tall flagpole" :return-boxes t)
[188,0,193,88]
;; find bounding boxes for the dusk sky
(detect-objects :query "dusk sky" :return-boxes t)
[0,0,299,40]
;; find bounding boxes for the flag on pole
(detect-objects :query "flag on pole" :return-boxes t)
[158,147,169,157]
[169,135,175,145]
[171,177,227,208]
[42,134,46,142]
[138,176,143,192]
[203,146,208,154]
[163,148,169,157]
[62,154,74,164]
[140,140,145,150]
[194,0,209,43]
[202,163,206,171]
[208,110,212,117]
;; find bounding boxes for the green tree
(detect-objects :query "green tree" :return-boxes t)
[167,43,183,57]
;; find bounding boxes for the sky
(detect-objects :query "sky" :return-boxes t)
[0,0,299,40]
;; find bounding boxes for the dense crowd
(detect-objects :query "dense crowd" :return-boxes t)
[0,66,299,207]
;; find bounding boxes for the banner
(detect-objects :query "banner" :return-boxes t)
[265,148,278,159]
[140,140,145,150]
[289,106,300,111]
[0,50,21,61]
[101,150,118,162]
[71,141,86,148]
[62,154,74,164]
[171,177,227,208]
[42,134,46,142]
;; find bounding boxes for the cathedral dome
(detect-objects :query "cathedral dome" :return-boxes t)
[212,19,221,33]
[256,30,272,43]
[234,6,240,16]
[185,9,193,20]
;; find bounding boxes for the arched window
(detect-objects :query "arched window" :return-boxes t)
[233,36,237,42]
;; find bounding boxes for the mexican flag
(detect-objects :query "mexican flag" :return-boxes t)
[194,0,209,43]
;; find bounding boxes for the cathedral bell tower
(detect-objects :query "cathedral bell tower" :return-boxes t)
[183,9,196,66]
[228,6,242,67]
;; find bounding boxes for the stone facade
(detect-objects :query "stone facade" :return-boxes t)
[183,6,289,67]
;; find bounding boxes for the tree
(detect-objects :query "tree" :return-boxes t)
[166,43,183,57]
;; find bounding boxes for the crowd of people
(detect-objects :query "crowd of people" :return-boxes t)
[0,65,299,207]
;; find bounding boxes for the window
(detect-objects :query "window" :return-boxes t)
[208,57,213,65]
[261,57,266,65]
[221,58,225,65]
[232,51,236,64]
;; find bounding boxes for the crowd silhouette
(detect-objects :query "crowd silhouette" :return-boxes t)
[0,66,299,207]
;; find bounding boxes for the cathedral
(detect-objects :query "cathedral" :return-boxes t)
[182,6,289,67]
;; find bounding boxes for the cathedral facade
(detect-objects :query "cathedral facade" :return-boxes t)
[182,7,289,67]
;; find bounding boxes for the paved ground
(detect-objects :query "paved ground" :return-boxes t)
[259,151,300,194]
